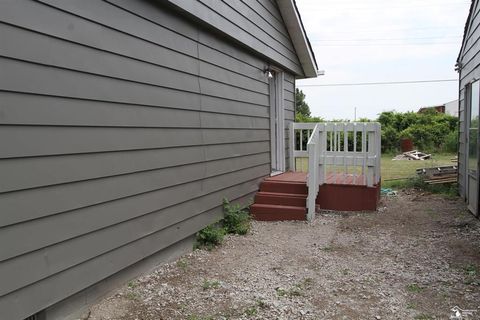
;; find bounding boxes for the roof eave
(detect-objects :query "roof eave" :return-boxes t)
[277,0,318,79]
[457,0,475,64]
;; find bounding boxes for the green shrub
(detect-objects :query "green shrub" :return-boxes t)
[195,199,251,250]
[443,130,458,153]
[195,224,225,250]
[378,110,458,153]
[222,198,251,235]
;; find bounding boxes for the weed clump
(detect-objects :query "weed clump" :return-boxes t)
[196,225,225,250]
[223,198,251,235]
[194,198,252,250]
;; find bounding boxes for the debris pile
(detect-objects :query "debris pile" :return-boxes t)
[416,165,457,184]
[392,150,431,161]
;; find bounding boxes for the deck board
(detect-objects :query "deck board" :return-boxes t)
[266,172,307,183]
[266,172,367,186]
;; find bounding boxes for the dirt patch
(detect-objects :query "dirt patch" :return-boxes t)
[87,191,480,319]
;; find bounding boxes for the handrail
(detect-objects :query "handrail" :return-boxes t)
[290,122,382,220]
[306,123,321,221]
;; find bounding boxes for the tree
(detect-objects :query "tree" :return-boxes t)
[295,88,311,117]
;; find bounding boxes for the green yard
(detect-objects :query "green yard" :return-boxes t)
[295,152,457,187]
[381,153,456,181]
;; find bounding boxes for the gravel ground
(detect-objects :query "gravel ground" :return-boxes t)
[87,190,480,319]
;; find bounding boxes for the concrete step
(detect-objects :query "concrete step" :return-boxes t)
[254,191,307,207]
[250,204,307,221]
[259,181,308,195]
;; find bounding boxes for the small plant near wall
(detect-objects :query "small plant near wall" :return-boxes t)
[194,198,252,250]
[222,198,251,235]
[195,224,225,251]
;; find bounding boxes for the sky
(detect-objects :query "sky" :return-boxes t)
[295,0,472,120]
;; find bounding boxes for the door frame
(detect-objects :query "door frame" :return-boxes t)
[269,67,286,174]
[465,81,480,215]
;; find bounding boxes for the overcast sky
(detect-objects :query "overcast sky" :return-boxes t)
[295,0,472,120]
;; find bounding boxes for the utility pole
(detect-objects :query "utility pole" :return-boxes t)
[354,107,357,122]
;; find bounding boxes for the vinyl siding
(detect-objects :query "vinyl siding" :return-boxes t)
[284,73,295,170]
[459,0,480,199]
[0,1,301,318]
[163,0,304,76]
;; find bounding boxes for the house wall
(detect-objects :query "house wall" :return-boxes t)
[284,73,296,170]
[0,1,300,319]
[165,0,304,77]
[459,0,480,201]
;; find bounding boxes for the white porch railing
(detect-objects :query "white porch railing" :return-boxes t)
[289,122,381,221]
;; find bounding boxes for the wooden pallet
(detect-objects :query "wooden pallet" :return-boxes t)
[416,165,458,185]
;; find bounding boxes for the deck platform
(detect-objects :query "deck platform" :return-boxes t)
[251,172,380,221]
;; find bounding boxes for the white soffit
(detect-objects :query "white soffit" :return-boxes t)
[277,0,318,79]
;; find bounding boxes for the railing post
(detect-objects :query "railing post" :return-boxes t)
[367,125,375,187]
[376,123,381,184]
[307,136,316,221]
[289,122,295,172]
[318,124,326,185]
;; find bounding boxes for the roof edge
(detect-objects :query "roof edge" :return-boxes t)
[277,0,318,79]
[457,0,476,64]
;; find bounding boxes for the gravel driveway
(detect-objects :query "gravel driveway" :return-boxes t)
[87,191,480,319]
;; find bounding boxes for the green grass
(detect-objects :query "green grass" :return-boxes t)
[406,283,424,293]
[296,153,458,195]
[202,279,221,290]
[381,153,455,182]
[296,153,455,184]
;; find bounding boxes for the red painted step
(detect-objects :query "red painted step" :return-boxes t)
[259,181,308,194]
[250,204,306,221]
[254,191,307,207]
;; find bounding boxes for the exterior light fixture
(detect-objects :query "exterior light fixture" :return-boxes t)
[455,62,463,72]
[264,67,274,79]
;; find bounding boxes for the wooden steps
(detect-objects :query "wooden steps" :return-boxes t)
[255,192,307,207]
[250,172,381,221]
[250,204,306,221]
[250,179,307,221]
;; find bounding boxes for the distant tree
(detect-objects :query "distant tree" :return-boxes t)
[295,88,311,118]
[295,113,324,123]
[377,110,458,153]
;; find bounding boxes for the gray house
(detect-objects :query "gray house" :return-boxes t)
[458,0,480,216]
[0,1,317,319]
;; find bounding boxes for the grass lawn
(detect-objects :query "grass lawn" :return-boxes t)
[381,153,456,181]
[296,152,457,188]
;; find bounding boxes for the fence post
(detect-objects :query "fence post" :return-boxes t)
[289,122,295,172]
[318,124,326,185]
[367,125,375,187]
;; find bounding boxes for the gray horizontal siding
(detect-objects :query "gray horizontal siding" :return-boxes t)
[0,154,269,229]
[0,1,295,319]
[0,171,266,296]
[163,0,304,76]
[0,126,269,159]
[284,75,295,170]
[0,141,270,193]
[240,0,291,40]
[458,0,480,200]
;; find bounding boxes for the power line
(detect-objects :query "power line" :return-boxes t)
[297,79,458,87]
[311,36,461,42]
[313,42,459,47]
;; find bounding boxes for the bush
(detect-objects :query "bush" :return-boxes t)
[378,110,458,153]
[443,130,458,153]
[223,198,251,235]
[195,225,225,250]
[195,198,252,250]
